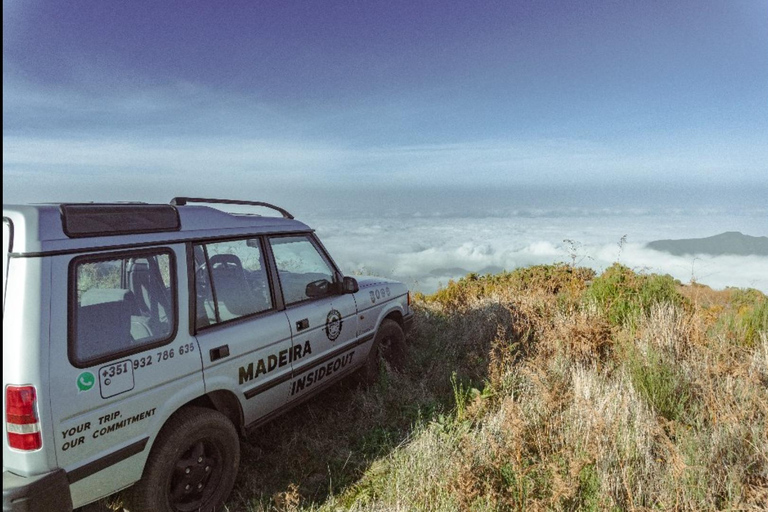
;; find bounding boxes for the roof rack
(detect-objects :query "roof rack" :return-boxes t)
[170,197,294,220]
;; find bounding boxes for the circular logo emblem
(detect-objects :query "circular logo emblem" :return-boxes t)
[325,309,343,341]
[77,371,95,392]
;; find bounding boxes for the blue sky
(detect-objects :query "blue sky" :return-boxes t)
[3,0,767,202]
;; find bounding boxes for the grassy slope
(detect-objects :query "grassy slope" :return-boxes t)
[228,264,767,511]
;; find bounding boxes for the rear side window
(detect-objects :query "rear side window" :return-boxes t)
[193,238,273,329]
[70,250,176,367]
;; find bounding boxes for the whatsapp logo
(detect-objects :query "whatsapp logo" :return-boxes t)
[77,372,95,392]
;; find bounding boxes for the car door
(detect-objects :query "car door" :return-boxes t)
[191,238,293,425]
[268,234,359,400]
[48,245,204,507]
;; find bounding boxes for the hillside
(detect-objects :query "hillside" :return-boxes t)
[118,264,761,511]
[647,231,768,256]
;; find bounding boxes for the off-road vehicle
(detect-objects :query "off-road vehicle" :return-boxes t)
[2,198,412,511]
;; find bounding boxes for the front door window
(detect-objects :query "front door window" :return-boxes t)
[269,236,335,305]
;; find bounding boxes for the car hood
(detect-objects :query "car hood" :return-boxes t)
[355,276,401,289]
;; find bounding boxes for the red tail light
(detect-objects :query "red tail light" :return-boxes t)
[407,291,411,307]
[6,385,42,451]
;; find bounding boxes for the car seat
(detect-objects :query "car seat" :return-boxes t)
[208,253,264,319]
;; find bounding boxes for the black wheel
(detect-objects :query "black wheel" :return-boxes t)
[357,319,406,385]
[125,407,240,512]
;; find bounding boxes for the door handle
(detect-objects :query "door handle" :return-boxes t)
[210,345,230,362]
[296,318,309,332]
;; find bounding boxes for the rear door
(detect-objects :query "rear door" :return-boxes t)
[191,237,293,425]
[48,245,204,507]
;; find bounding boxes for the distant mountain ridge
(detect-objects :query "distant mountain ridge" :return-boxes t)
[647,232,768,257]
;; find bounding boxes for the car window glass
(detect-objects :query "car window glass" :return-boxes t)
[72,251,175,366]
[194,245,216,328]
[194,238,272,327]
[270,236,335,305]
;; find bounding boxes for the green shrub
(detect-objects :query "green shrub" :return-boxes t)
[585,264,686,328]
[427,264,595,311]
[568,463,601,512]
[718,288,768,348]
[626,344,692,422]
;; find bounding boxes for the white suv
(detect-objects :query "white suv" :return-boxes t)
[2,198,412,512]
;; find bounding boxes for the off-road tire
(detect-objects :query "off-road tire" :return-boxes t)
[357,319,406,385]
[125,406,240,512]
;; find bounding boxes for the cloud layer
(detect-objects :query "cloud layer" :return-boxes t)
[315,212,768,294]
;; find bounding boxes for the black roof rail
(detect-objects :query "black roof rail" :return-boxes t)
[170,197,294,220]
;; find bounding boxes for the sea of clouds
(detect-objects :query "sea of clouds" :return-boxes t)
[312,202,768,294]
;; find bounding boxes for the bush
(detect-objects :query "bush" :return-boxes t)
[626,344,692,422]
[585,263,686,328]
[718,289,768,348]
[426,264,595,311]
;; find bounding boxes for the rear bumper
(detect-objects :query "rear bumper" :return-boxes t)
[402,311,415,334]
[3,469,72,512]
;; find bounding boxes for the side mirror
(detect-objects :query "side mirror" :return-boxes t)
[305,279,331,298]
[342,276,359,294]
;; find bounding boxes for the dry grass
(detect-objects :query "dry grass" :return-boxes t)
[223,265,767,511]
